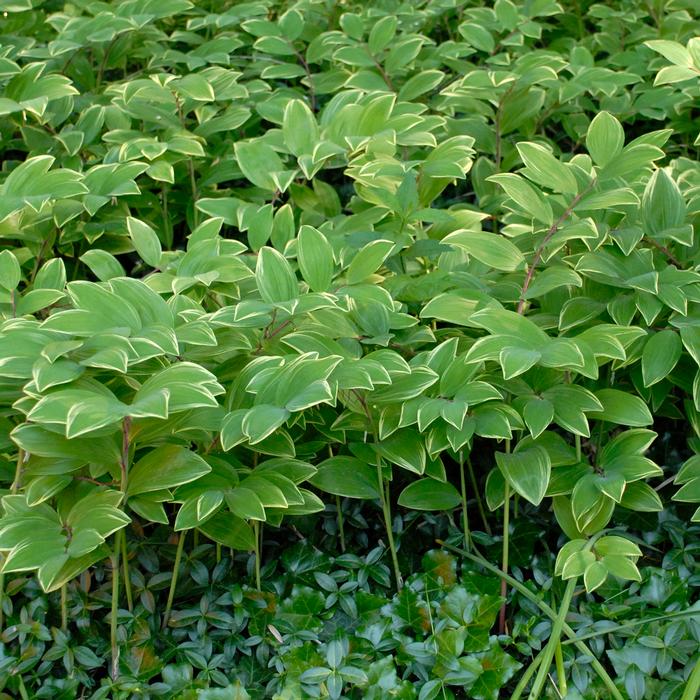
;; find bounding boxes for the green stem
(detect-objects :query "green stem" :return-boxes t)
[110,535,121,681]
[575,434,581,463]
[458,451,471,549]
[555,641,567,697]
[682,656,700,700]
[0,570,4,632]
[110,418,130,682]
[17,675,29,700]
[162,530,187,630]
[499,480,511,634]
[335,495,346,553]
[595,421,606,464]
[377,460,403,590]
[253,521,262,592]
[565,608,700,644]
[0,449,20,632]
[436,540,624,700]
[572,0,585,40]
[162,184,170,249]
[511,647,546,700]
[216,543,222,564]
[10,448,24,494]
[61,584,68,632]
[121,529,133,612]
[529,577,577,699]
[467,453,491,535]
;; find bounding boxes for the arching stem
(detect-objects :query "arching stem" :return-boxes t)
[458,451,471,549]
[377,460,402,590]
[162,530,186,630]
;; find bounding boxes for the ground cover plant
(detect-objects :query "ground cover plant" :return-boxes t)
[0,0,699,697]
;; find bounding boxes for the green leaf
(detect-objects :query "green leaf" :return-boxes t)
[500,346,540,379]
[554,539,587,576]
[641,169,686,236]
[523,398,554,439]
[80,250,125,281]
[485,468,506,511]
[127,216,162,267]
[589,389,653,427]
[297,225,334,292]
[674,476,700,502]
[256,246,298,302]
[495,446,551,506]
[443,231,525,271]
[586,111,624,167]
[602,555,641,582]
[599,430,656,465]
[619,481,662,512]
[199,513,255,550]
[397,479,461,510]
[242,405,291,444]
[225,488,265,521]
[368,16,397,54]
[561,550,595,579]
[0,250,21,290]
[583,560,608,592]
[645,40,693,67]
[234,140,286,191]
[34,258,66,290]
[642,330,681,387]
[346,240,395,284]
[127,445,211,497]
[487,173,553,226]
[420,293,481,326]
[372,367,438,402]
[516,142,578,195]
[375,429,426,474]
[174,73,215,101]
[594,536,642,558]
[28,389,127,439]
[398,70,444,100]
[282,99,319,157]
[309,456,380,499]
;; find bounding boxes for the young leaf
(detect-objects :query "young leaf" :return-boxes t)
[256,246,298,302]
[516,142,578,195]
[0,250,21,290]
[346,240,395,284]
[496,446,551,506]
[127,216,162,267]
[297,225,334,292]
[586,111,624,167]
[642,330,681,387]
[282,99,319,157]
[487,173,553,226]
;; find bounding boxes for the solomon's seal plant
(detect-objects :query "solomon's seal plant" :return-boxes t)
[0,0,699,697]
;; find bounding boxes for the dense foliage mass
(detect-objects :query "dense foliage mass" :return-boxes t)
[0,0,699,697]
